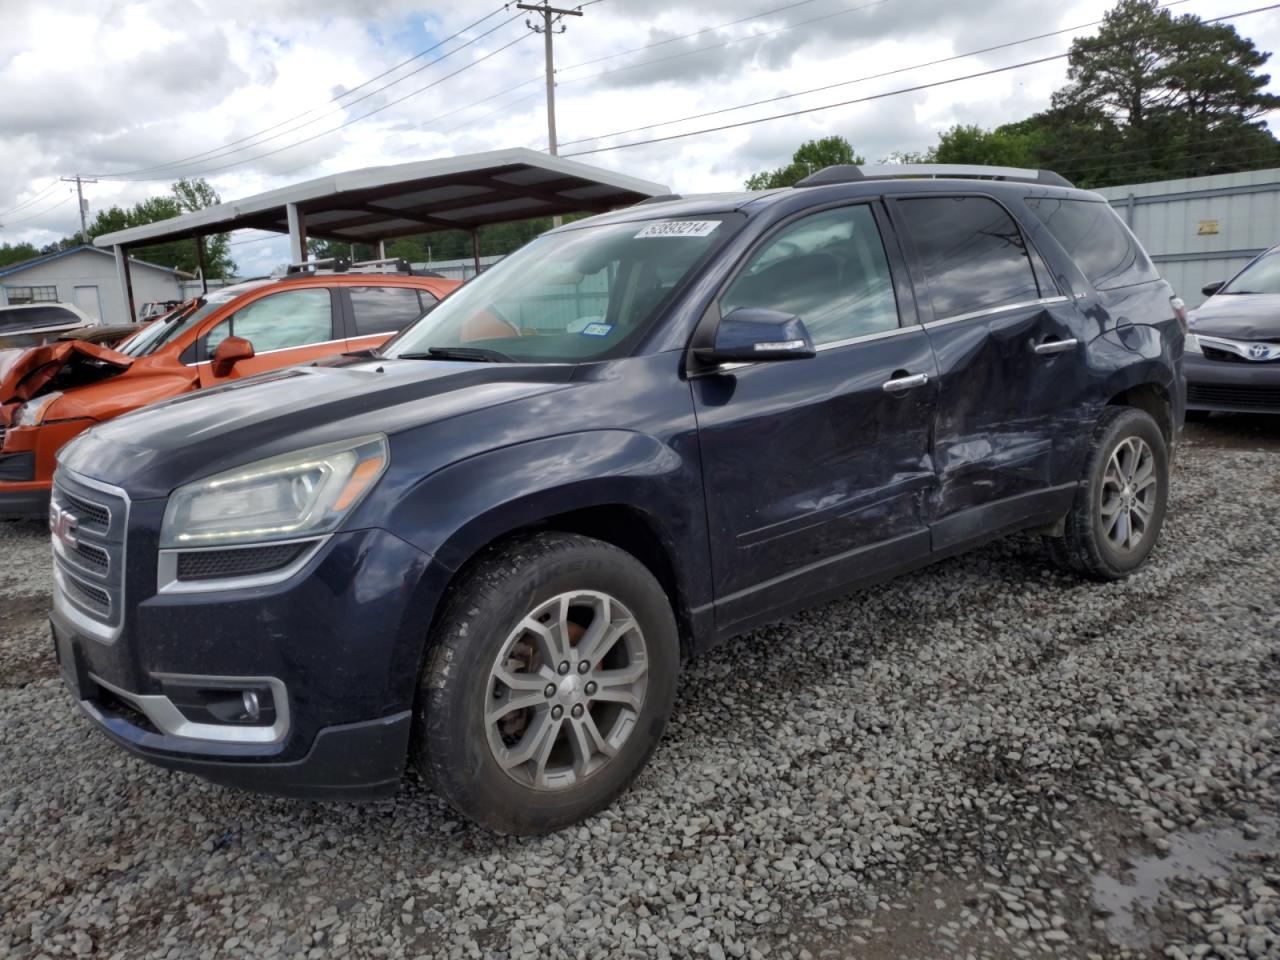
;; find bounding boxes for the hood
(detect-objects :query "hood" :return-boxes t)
[58,356,577,498]
[0,340,133,425]
[1189,293,1280,341]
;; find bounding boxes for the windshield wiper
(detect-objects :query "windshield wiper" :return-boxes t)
[397,346,514,363]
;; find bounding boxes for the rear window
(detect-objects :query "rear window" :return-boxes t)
[1024,197,1158,291]
[348,286,430,337]
[897,196,1041,320]
[0,304,81,332]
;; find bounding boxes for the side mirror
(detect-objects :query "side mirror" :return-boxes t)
[695,308,816,364]
[1201,280,1225,297]
[212,336,255,376]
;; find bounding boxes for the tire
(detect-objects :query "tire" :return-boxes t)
[415,532,679,835]
[1043,406,1169,581]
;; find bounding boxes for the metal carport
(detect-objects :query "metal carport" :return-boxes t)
[92,148,668,320]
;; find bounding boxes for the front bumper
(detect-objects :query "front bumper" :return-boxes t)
[0,480,50,519]
[0,420,92,518]
[52,520,447,800]
[1185,352,1280,413]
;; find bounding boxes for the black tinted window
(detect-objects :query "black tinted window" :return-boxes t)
[1025,198,1158,291]
[898,196,1040,319]
[0,305,80,332]
[722,205,899,345]
[349,286,429,337]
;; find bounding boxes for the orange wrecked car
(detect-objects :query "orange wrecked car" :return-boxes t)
[0,260,459,518]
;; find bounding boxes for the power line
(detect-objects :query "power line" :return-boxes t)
[86,6,511,180]
[394,0,896,149]
[557,0,895,95]
[557,0,1195,148]
[102,30,535,182]
[562,3,1280,158]
[0,194,74,231]
[557,0,826,72]
[0,180,63,219]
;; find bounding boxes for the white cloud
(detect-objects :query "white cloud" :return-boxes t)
[1,0,1278,277]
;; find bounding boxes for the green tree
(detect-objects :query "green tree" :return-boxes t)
[911,0,1280,187]
[931,124,1041,168]
[1048,0,1280,184]
[0,242,41,268]
[84,178,236,278]
[745,136,865,189]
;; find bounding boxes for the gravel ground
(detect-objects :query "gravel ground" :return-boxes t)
[1,416,1277,960]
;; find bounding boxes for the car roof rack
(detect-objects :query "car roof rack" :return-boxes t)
[286,257,350,275]
[795,163,1074,188]
[633,193,684,206]
[284,257,431,277]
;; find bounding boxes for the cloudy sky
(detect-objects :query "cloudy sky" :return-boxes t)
[2,0,1279,274]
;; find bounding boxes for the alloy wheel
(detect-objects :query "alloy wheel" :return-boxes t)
[1099,435,1157,551]
[484,590,648,791]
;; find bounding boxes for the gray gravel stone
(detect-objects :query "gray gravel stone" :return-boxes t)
[0,424,1277,959]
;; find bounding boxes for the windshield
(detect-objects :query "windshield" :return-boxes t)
[116,285,260,357]
[1221,249,1280,295]
[384,216,737,363]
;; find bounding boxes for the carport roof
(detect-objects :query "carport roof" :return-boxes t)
[91,148,670,249]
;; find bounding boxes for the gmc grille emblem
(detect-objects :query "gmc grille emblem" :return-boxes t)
[50,503,79,550]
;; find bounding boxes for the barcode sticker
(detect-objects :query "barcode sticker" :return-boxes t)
[634,221,720,239]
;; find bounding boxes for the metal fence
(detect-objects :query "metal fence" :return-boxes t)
[1095,167,1280,308]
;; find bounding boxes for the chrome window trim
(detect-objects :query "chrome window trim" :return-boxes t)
[185,336,350,368]
[1196,334,1280,361]
[698,322,925,375]
[156,535,329,594]
[815,323,922,352]
[923,296,1070,329]
[51,469,129,644]
[88,672,290,744]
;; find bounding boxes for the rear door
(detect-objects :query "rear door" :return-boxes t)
[342,285,435,352]
[691,201,939,633]
[889,193,1088,551]
[196,287,340,386]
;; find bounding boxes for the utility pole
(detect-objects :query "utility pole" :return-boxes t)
[516,2,583,157]
[517,1,583,227]
[61,175,98,244]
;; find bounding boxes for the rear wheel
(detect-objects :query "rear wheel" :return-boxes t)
[1044,406,1169,580]
[415,532,679,835]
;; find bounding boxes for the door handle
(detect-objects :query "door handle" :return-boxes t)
[881,372,929,392]
[1033,337,1079,356]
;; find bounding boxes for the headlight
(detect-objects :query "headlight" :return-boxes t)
[13,392,62,427]
[1185,333,1202,354]
[160,435,388,548]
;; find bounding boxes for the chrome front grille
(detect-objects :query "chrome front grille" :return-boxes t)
[51,470,128,641]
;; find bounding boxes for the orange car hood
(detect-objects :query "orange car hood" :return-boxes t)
[0,340,132,421]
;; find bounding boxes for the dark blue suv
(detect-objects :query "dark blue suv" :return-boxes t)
[49,164,1186,834]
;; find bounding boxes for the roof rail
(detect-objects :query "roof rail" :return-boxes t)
[285,257,350,275]
[633,193,684,206]
[795,163,1074,188]
[285,257,426,277]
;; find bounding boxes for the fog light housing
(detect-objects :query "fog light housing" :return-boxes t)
[160,679,278,727]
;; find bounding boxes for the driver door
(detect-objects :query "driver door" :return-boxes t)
[197,288,341,386]
[690,202,939,633]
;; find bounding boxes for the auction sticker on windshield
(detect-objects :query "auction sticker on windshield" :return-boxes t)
[634,221,720,239]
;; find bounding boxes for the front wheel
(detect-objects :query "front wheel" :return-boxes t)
[415,532,679,835]
[1044,406,1170,580]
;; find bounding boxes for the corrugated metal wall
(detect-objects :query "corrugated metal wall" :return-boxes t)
[1095,168,1280,307]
